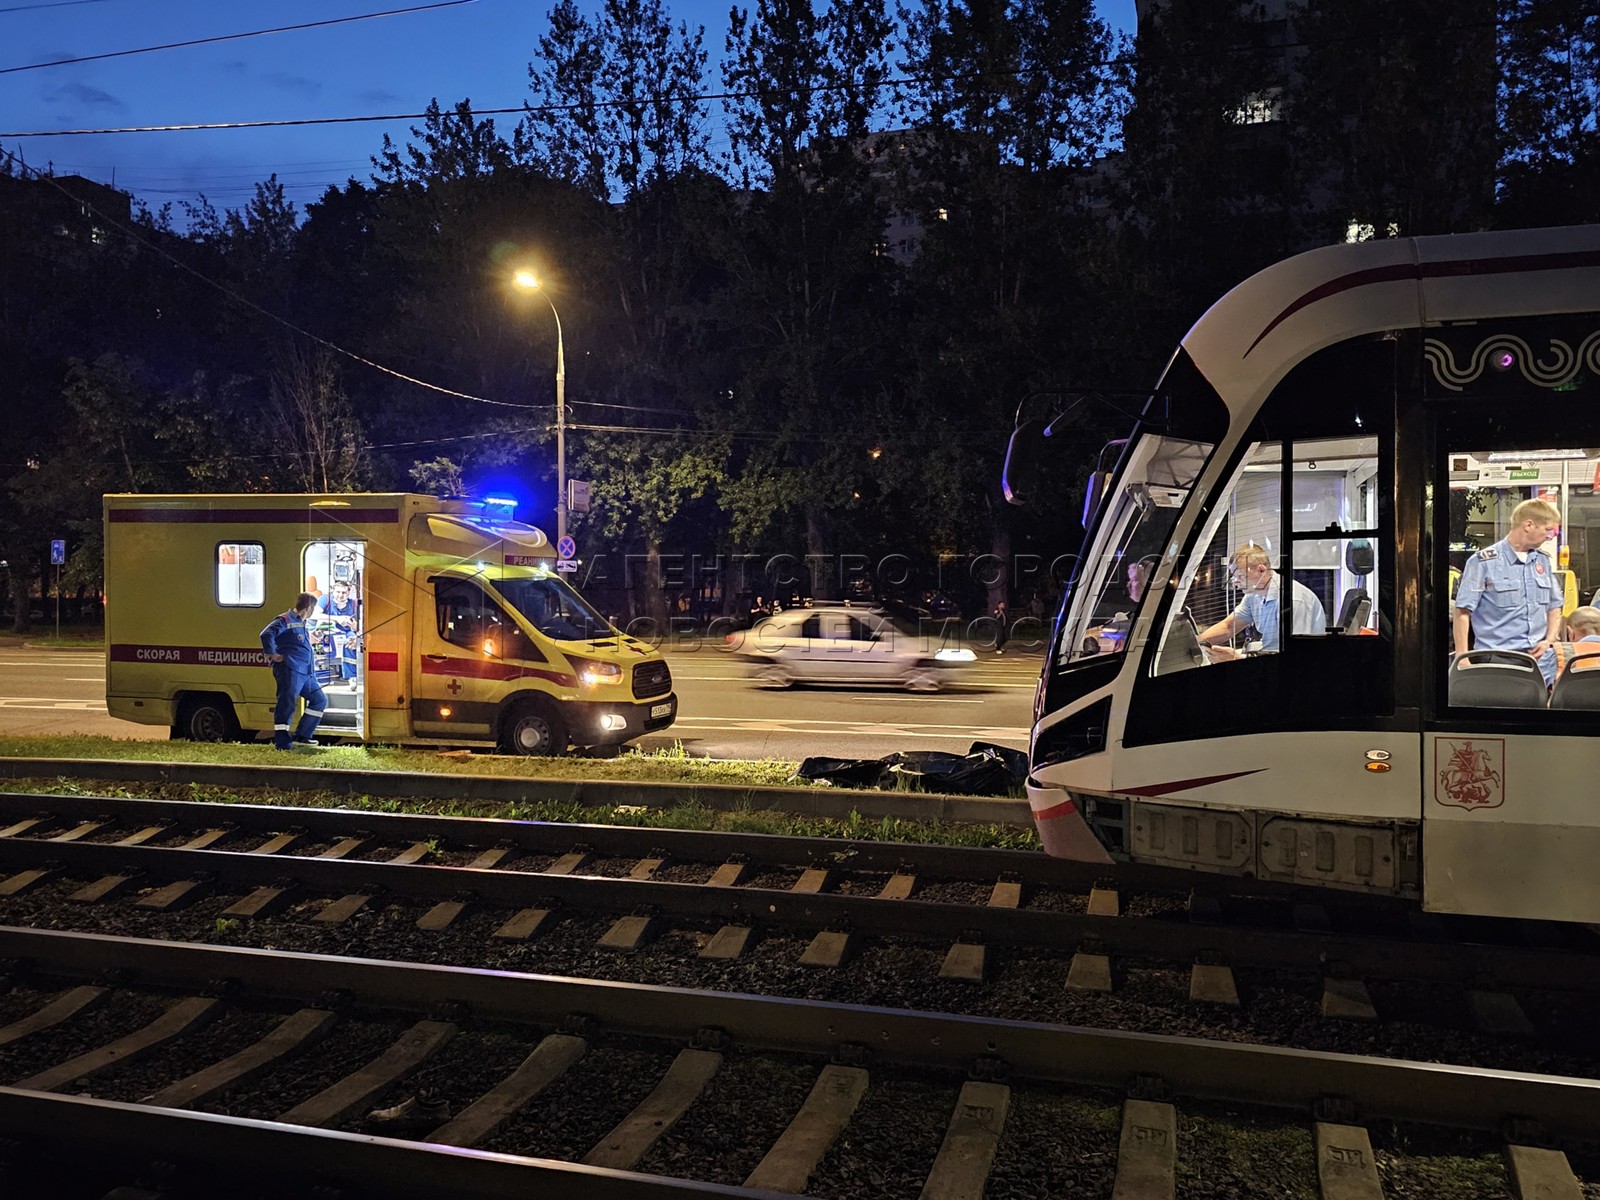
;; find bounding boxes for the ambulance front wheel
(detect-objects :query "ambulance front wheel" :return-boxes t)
[176,693,241,743]
[500,699,569,757]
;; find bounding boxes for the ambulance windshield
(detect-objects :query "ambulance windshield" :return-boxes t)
[495,575,614,642]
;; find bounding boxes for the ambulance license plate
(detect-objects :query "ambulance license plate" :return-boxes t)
[651,702,672,719]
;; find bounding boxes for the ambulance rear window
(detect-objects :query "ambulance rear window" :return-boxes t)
[217,542,264,607]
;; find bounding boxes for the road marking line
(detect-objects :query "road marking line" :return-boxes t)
[0,700,108,711]
[671,716,1023,732]
[842,696,985,704]
[652,728,1027,744]
[671,717,1028,737]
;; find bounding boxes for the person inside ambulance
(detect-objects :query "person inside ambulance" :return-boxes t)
[317,578,360,686]
[260,592,327,749]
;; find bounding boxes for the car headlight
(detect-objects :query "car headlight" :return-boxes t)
[568,656,623,686]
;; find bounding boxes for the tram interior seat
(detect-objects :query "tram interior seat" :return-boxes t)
[1448,649,1548,708]
[1550,652,1600,710]
[1335,587,1371,634]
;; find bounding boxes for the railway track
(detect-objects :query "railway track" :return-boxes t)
[1,925,1598,1199]
[0,790,1597,1064]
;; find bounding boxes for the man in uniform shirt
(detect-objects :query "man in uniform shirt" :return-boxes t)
[1199,543,1327,659]
[317,578,360,686]
[1453,498,1563,685]
[260,592,326,749]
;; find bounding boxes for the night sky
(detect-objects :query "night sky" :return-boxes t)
[1,0,1136,215]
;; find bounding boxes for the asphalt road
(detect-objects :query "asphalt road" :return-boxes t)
[0,641,1039,760]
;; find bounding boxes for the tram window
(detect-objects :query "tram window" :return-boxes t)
[1058,434,1209,666]
[1291,436,1380,631]
[1445,453,1573,706]
[1154,441,1284,673]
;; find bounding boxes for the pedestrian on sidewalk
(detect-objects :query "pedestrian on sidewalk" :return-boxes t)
[993,600,1009,656]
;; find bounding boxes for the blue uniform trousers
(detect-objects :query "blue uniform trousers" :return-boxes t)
[273,664,327,749]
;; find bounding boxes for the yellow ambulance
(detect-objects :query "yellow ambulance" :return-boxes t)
[103,493,677,754]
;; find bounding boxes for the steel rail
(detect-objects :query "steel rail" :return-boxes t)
[0,787,1408,902]
[0,834,1594,994]
[0,1088,775,1199]
[2,925,1598,1140]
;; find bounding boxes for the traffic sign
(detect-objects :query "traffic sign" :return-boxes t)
[556,535,576,560]
[49,539,65,565]
[556,560,579,573]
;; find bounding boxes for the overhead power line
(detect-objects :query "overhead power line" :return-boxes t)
[0,0,477,76]
[0,0,117,13]
[0,14,1527,140]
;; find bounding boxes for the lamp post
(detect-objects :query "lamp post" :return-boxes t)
[513,270,566,545]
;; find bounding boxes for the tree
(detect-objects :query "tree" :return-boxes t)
[374,99,514,186]
[265,342,368,492]
[712,0,902,577]
[573,432,726,625]
[891,0,1122,609]
[1116,0,1292,342]
[352,104,608,498]
[522,0,711,200]
[5,355,173,618]
[1498,0,1600,227]
[520,0,611,197]
[519,1,734,620]
[1289,0,1497,243]
[410,457,464,496]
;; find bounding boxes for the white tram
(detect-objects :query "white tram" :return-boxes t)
[1019,224,1600,923]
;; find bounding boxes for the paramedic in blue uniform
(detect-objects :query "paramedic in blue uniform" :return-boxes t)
[1453,498,1564,685]
[260,592,326,749]
[1198,543,1327,660]
[317,578,360,684]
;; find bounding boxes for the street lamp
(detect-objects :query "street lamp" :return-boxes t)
[513,270,567,545]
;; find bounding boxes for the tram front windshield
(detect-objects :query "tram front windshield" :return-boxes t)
[1057,433,1212,668]
[495,574,614,642]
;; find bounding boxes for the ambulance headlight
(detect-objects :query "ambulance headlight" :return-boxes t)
[600,713,627,731]
[569,656,623,686]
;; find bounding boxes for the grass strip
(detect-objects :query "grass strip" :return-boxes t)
[0,735,808,788]
[0,735,1024,798]
[0,776,1041,850]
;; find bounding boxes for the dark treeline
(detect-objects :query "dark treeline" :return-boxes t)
[2,0,1595,630]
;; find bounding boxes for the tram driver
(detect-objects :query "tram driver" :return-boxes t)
[1452,498,1564,685]
[1197,544,1328,661]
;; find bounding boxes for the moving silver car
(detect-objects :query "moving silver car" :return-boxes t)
[732,605,975,690]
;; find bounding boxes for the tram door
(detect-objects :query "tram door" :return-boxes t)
[1423,316,1600,922]
[302,540,365,738]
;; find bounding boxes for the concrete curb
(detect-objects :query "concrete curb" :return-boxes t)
[0,757,1034,827]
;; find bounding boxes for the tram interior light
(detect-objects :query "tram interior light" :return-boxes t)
[1486,450,1587,462]
[1492,350,1516,370]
